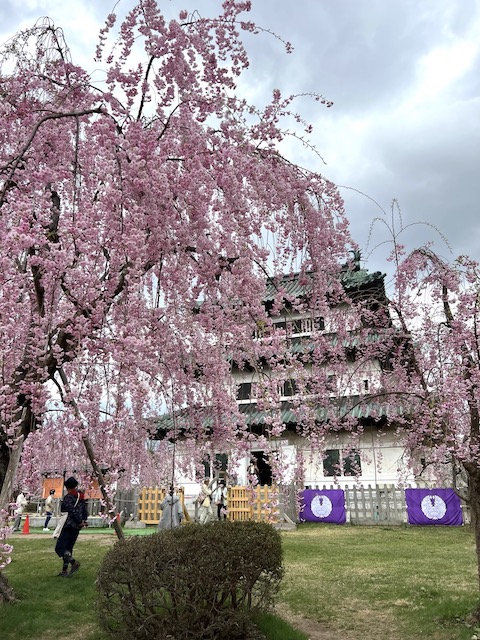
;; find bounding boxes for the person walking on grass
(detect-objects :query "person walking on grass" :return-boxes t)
[43,489,55,531]
[55,476,88,577]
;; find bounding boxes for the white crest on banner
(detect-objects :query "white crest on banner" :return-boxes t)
[311,494,333,518]
[420,494,447,520]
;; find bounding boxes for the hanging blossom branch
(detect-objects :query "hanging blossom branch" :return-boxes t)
[0,0,350,529]
[56,366,124,541]
[0,107,104,207]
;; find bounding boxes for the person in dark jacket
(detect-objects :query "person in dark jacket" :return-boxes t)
[54,476,88,577]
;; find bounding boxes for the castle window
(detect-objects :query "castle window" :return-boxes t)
[290,319,303,334]
[326,374,337,392]
[323,449,340,476]
[283,379,298,397]
[343,451,362,476]
[323,449,362,477]
[236,383,252,401]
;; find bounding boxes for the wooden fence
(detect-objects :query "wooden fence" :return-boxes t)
[225,484,408,525]
[137,487,188,525]
[115,483,470,526]
[311,484,471,525]
[226,483,471,526]
[222,485,407,524]
[129,485,285,525]
[344,484,406,524]
[227,485,280,523]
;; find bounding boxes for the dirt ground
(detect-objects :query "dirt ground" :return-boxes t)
[10,532,117,541]
[275,604,357,640]
[9,531,120,551]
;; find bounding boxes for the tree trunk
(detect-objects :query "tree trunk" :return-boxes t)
[0,443,9,497]
[0,435,24,513]
[466,466,480,619]
[0,413,33,606]
[81,435,125,541]
[0,373,41,506]
[0,573,15,604]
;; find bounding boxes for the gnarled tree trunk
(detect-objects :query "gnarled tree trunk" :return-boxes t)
[0,435,25,513]
[0,574,15,604]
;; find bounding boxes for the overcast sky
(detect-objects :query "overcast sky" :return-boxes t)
[2,0,479,276]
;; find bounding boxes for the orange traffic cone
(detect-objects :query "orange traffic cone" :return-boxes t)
[21,514,30,535]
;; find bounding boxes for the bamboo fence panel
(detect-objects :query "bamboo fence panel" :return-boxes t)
[227,485,279,523]
[137,487,187,524]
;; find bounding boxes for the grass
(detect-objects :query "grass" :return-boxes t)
[254,612,308,639]
[0,524,479,639]
[278,523,480,640]
[0,526,304,640]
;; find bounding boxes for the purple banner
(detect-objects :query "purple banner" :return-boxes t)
[405,488,463,526]
[300,489,346,524]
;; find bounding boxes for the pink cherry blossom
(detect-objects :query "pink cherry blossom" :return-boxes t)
[0,2,351,552]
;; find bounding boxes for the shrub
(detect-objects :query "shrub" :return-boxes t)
[96,520,284,640]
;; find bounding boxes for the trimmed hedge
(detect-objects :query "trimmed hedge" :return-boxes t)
[96,520,284,640]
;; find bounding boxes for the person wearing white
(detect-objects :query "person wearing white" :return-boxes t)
[213,480,228,520]
[196,479,213,524]
[13,491,28,531]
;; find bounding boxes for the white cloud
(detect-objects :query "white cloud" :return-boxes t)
[414,41,478,103]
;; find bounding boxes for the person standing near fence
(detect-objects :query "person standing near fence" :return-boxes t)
[54,476,88,577]
[213,480,228,521]
[43,489,56,531]
[158,486,183,530]
[196,478,213,524]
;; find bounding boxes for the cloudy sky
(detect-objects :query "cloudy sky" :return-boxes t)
[1,0,479,276]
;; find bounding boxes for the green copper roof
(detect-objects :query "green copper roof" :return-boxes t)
[263,268,385,303]
[153,394,404,439]
[238,396,401,426]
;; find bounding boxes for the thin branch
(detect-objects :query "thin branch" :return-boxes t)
[136,55,155,121]
[56,366,125,540]
[0,107,104,207]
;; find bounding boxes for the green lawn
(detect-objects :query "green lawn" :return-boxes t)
[279,523,480,640]
[0,524,479,640]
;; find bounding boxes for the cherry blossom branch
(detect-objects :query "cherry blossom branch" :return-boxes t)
[56,366,124,540]
[0,107,104,208]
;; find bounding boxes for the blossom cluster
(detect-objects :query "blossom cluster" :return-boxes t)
[0,1,351,494]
